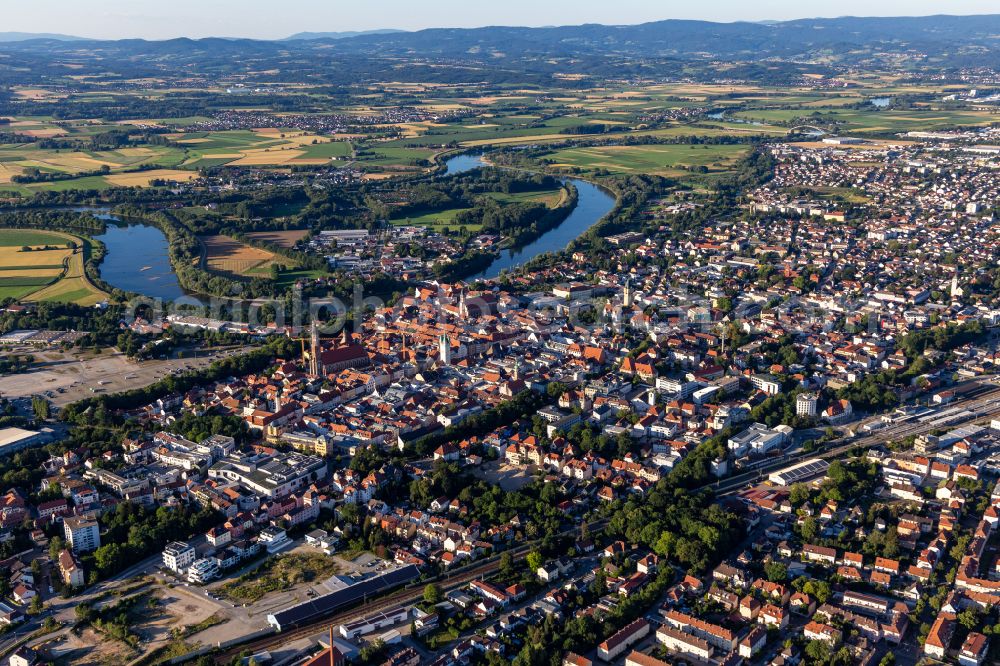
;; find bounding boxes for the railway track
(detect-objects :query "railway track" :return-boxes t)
[212,562,503,662]
[213,519,609,663]
[215,386,1000,661]
[715,385,1000,496]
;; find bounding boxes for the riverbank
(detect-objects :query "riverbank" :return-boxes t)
[0,152,619,304]
[440,154,618,280]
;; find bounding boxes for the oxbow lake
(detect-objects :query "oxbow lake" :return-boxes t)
[93,221,187,301]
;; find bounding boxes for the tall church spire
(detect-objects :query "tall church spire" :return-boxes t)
[309,321,320,377]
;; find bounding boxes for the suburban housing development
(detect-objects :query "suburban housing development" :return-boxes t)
[3,6,1000,666]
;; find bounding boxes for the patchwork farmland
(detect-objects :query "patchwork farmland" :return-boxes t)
[0,229,107,304]
[175,130,350,168]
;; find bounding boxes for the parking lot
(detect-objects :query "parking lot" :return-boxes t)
[0,345,243,406]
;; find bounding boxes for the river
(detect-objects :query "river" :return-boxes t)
[442,154,616,280]
[2,155,614,298]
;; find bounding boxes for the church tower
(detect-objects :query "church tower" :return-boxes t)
[439,333,451,365]
[623,278,635,308]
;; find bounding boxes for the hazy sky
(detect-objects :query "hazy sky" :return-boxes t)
[8,0,1000,40]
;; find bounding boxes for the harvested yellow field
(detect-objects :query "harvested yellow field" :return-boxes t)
[177,137,212,144]
[191,153,242,159]
[105,169,199,187]
[25,152,120,171]
[228,150,306,165]
[0,248,73,267]
[391,123,427,138]
[466,96,525,105]
[250,129,330,145]
[22,128,67,138]
[0,164,23,184]
[252,127,287,136]
[64,156,120,169]
[14,88,62,100]
[281,134,333,147]
[386,121,450,138]
[286,158,332,165]
[202,234,283,277]
[0,267,68,278]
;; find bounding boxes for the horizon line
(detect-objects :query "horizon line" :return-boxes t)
[4,11,1000,43]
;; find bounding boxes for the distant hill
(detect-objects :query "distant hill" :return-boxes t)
[318,14,1000,60]
[284,29,405,41]
[5,14,1000,86]
[0,31,87,42]
[6,15,1000,60]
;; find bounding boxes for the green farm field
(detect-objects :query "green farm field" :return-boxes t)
[541,143,750,176]
[0,228,107,305]
[732,107,1000,133]
[486,187,567,207]
[391,208,479,232]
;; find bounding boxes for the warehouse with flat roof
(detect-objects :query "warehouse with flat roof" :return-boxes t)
[0,427,52,456]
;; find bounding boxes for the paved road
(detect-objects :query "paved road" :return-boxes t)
[47,552,165,625]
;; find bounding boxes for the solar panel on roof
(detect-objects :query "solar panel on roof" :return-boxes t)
[268,565,420,630]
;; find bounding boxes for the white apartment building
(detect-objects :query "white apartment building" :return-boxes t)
[163,541,196,574]
[64,516,100,553]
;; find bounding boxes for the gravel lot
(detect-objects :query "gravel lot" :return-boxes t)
[0,345,242,406]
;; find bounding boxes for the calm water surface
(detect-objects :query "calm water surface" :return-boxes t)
[93,222,187,301]
[443,155,616,280]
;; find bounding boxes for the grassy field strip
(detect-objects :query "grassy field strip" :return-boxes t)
[541,143,750,176]
[0,229,107,305]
